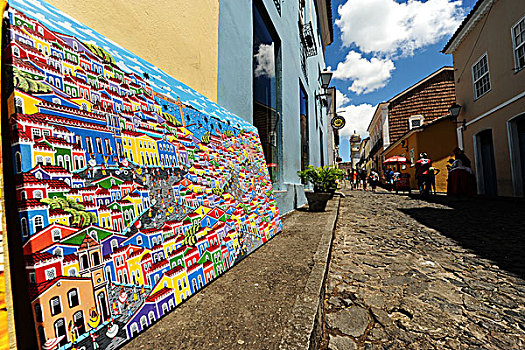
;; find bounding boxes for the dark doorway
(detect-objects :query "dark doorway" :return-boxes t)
[300,85,309,176]
[73,310,86,335]
[477,129,497,196]
[253,2,281,184]
[54,318,68,346]
[98,292,109,320]
[517,116,525,195]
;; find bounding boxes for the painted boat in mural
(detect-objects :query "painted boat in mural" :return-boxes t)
[4,1,282,349]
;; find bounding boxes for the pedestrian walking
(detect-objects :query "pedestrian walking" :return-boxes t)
[360,169,367,191]
[351,170,358,190]
[369,169,379,192]
[385,168,394,191]
[428,166,440,194]
[415,152,432,196]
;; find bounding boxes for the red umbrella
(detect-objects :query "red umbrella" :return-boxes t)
[42,335,65,350]
[384,156,409,164]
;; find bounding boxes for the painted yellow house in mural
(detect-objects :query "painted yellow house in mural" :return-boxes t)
[71,97,92,112]
[22,27,50,56]
[162,237,178,259]
[98,208,112,230]
[32,147,55,168]
[123,193,145,217]
[121,131,159,167]
[61,60,76,76]
[62,256,80,277]
[151,267,191,305]
[128,249,149,286]
[48,212,70,227]
[11,90,41,115]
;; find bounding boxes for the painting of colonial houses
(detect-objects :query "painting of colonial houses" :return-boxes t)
[5,1,282,350]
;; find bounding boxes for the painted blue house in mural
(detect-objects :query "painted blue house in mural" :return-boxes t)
[18,200,49,241]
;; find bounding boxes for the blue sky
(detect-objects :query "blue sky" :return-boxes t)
[11,0,257,133]
[325,0,478,161]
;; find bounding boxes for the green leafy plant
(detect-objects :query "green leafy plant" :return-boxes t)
[297,165,344,193]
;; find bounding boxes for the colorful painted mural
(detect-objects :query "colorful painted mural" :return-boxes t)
[3,1,282,349]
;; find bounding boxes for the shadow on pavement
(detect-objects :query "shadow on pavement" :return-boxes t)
[399,195,525,279]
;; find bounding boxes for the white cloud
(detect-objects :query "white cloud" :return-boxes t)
[336,89,350,109]
[333,51,395,94]
[55,20,79,35]
[336,0,464,57]
[254,43,275,78]
[338,103,376,138]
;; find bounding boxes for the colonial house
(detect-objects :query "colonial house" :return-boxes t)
[443,0,525,196]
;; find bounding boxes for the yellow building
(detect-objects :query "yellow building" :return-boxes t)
[123,193,144,217]
[22,27,50,57]
[62,255,80,277]
[61,60,76,77]
[33,143,55,168]
[151,266,190,305]
[10,90,41,115]
[121,131,159,167]
[443,0,525,196]
[382,116,458,193]
[97,207,112,230]
[70,97,92,112]
[48,210,70,227]
[128,248,149,286]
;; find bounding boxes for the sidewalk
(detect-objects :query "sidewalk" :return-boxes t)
[123,198,340,350]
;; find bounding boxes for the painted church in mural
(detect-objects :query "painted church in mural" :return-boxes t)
[5,2,282,349]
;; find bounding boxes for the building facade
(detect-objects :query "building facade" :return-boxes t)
[443,0,525,196]
[376,67,456,179]
[47,0,335,214]
[382,116,458,192]
[366,102,389,173]
[217,0,335,213]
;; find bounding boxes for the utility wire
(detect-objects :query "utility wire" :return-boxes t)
[457,1,495,83]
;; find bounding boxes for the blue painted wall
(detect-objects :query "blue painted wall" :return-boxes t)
[218,0,331,214]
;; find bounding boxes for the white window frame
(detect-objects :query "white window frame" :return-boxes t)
[472,53,491,100]
[50,296,62,316]
[408,115,424,130]
[45,267,56,281]
[511,15,525,72]
[34,215,44,232]
[68,288,80,308]
[52,228,61,241]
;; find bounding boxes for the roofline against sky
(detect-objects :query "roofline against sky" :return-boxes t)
[442,0,493,54]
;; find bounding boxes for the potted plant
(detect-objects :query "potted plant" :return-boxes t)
[297,165,344,211]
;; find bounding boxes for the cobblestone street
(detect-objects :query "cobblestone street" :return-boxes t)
[323,190,525,350]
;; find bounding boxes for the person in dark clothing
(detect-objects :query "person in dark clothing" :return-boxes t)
[453,147,471,168]
[415,152,432,195]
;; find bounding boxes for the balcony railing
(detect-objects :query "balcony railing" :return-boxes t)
[299,21,318,58]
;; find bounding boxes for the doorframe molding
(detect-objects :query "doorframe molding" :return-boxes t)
[506,112,525,197]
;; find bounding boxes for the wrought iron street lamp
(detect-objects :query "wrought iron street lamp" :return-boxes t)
[319,69,333,90]
[449,102,466,129]
[316,69,334,107]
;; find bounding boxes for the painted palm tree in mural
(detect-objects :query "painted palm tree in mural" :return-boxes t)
[8,66,52,94]
[40,198,98,228]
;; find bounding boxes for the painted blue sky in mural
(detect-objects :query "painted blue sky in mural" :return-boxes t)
[11,0,257,133]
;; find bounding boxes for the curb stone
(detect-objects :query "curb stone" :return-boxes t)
[279,197,341,350]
